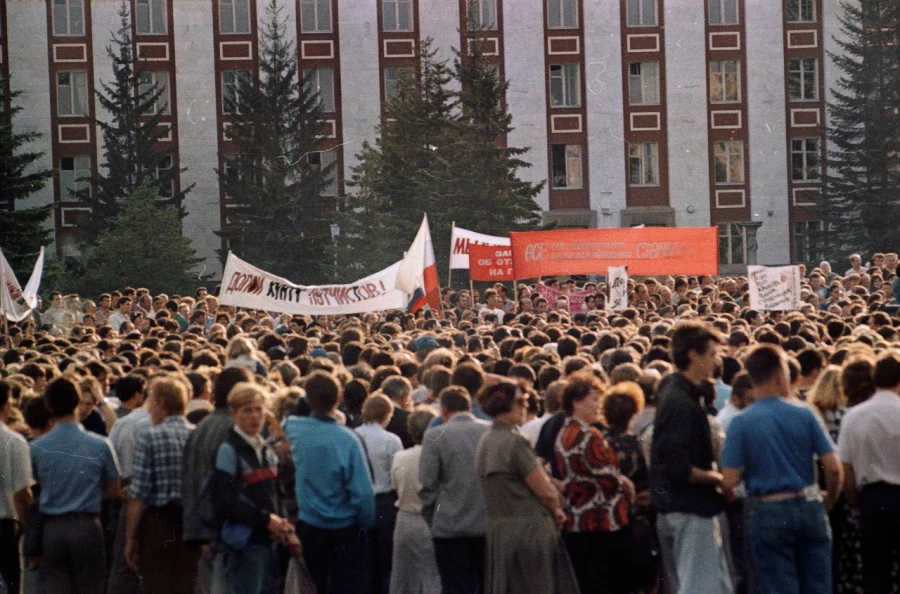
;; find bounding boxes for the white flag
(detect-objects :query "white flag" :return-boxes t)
[608,266,629,311]
[1,246,44,322]
[449,224,510,270]
[396,216,430,295]
[748,265,802,311]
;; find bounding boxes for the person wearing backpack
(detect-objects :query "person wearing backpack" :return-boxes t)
[210,382,299,594]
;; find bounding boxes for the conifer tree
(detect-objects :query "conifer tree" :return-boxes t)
[217,0,333,283]
[822,0,900,259]
[0,77,54,276]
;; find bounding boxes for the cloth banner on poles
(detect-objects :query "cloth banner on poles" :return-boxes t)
[1,246,44,322]
[747,265,802,311]
[449,225,510,270]
[219,251,407,315]
[608,266,629,311]
[535,283,594,309]
[397,215,442,315]
[468,244,515,281]
[510,227,719,277]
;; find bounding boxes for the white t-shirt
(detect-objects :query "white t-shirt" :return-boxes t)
[479,307,506,320]
[0,422,34,520]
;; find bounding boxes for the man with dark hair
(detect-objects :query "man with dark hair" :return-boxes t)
[0,381,33,594]
[30,376,121,594]
[419,386,490,594]
[796,347,826,399]
[722,344,841,594]
[109,297,133,334]
[115,374,146,418]
[838,350,900,594]
[284,371,375,594]
[382,375,414,448]
[650,321,732,594]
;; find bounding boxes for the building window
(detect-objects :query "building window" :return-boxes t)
[629,142,659,186]
[136,0,166,34]
[304,68,335,113]
[383,0,412,31]
[547,0,577,28]
[139,71,170,115]
[222,70,251,114]
[626,0,656,27]
[786,0,815,23]
[155,155,174,198]
[794,220,823,263]
[53,0,84,36]
[788,58,818,101]
[60,155,90,199]
[57,71,89,116]
[551,144,583,189]
[628,61,659,106]
[718,223,746,265]
[709,59,740,103]
[549,63,580,108]
[300,0,331,33]
[219,0,250,34]
[308,150,338,196]
[384,67,401,101]
[791,138,821,181]
[709,0,738,25]
[468,0,497,30]
[714,141,744,184]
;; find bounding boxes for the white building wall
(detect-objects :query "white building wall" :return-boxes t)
[665,1,711,227]
[503,0,549,211]
[174,0,221,276]
[583,0,625,227]
[746,1,790,264]
[338,0,380,184]
[7,0,53,213]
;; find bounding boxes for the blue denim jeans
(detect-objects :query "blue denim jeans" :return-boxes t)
[211,542,279,594]
[746,495,832,594]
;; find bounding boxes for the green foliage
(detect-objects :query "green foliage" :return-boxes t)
[0,77,54,277]
[216,0,333,284]
[81,1,191,242]
[822,0,900,260]
[77,184,200,294]
[337,35,545,283]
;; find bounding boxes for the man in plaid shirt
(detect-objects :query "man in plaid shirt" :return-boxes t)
[124,375,201,594]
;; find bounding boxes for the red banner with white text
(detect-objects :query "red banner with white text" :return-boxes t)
[468,244,515,281]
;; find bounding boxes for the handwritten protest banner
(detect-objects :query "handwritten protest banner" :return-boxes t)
[747,265,802,311]
[608,266,629,311]
[535,283,595,309]
[509,227,719,277]
[469,244,515,281]
[219,252,407,315]
[449,225,510,270]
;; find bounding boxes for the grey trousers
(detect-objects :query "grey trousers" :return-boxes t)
[40,514,105,594]
[657,511,734,594]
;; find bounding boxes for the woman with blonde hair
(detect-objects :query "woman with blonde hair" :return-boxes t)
[224,336,267,377]
[808,364,845,442]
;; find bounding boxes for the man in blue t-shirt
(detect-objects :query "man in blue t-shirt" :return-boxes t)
[722,344,843,594]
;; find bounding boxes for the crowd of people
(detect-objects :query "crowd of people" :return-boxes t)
[1,251,900,594]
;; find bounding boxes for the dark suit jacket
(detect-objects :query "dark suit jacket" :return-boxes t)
[386,405,414,449]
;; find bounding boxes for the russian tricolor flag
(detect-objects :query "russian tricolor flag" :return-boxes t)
[396,215,442,316]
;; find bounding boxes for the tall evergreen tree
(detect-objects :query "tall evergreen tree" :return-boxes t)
[0,77,54,276]
[81,1,190,241]
[217,0,333,283]
[822,0,900,259]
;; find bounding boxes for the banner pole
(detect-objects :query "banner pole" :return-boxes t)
[470,278,475,306]
[448,221,455,290]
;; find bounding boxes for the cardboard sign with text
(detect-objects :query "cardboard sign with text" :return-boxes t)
[748,265,802,311]
[468,244,515,281]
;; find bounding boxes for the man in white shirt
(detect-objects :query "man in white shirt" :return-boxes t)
[845,253,866,276]
[838,350,900,594]
[0,381,34,594]
[108,297,133,333]
[478,289,506,320]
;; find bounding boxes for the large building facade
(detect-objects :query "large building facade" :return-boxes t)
[5,0,841,277]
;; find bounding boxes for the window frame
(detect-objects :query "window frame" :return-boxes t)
[551,144,583,190]
[219,0,251,34]
[468,0,497,31]
[222,70,252,115]
[300,0,332,33]
[53,0,84,36]
[549,63,581,108]
[709,59,741,103]
[383,0,413,32]
[308,150,338,196]
[59,154,91,199]
[788,57,818,101]
[793,220,824,263]
[56,70,89,117]
[304,68,335,113]
[628,61,660,106]
[714,140,745,185]
[791,137,821,182]
[628,142,659,187]
[155,154,174,198]
[139,71,171,115]
[718,222,747,265]
[135,0,167,35]
[626,0,657,27]
[786,0,815,23]
[709,0,739,25]
[547,0,578,29]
